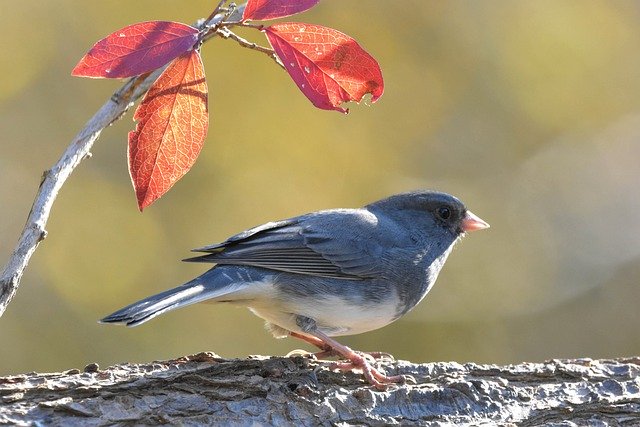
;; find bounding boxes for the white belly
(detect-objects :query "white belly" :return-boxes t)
[215,276,401,337]
[248,292,400,337]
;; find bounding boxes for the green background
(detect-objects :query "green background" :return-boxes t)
[2,1,640,375]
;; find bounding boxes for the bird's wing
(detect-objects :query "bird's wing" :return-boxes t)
[184,210,386,280]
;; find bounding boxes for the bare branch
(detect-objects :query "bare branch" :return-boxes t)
[0,5,246,318]
[0,75,152,317]
[203,0,228,26]
[217,27,284,69]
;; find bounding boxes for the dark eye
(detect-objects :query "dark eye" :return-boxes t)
[437,207,451,220]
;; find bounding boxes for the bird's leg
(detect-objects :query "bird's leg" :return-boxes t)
[310,330,407,390]
[290,317,339,359]
[292,315,405,389]
[289,331,332,350]
[289,331,337,359]
[289,331,395,361]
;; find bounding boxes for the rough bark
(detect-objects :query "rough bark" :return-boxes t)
[1,353,639,426]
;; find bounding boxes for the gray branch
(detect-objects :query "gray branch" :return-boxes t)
[0,73,155,318]
[0,4,246,318]
[1,354,639,425]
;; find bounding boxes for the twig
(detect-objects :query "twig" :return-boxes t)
[204,0,228,26]
[217,27,284,69]
[0,6,244,318]
[240,22,265,30]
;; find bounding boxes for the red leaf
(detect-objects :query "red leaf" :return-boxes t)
[72,21,199,78]
[128,50,208,211]
[243,0,320,21]
[264,23,384,113]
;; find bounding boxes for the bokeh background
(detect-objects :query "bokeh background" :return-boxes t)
[2,1,640,375]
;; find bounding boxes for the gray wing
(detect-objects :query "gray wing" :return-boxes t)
[184,209,388,280]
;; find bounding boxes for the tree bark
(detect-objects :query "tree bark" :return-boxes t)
[1,353,639,426]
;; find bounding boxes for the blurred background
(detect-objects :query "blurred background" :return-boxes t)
[2,1,640,375]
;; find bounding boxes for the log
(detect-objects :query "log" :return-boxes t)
[1,353,639,426]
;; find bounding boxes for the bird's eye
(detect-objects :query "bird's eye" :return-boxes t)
[437,207,451,220]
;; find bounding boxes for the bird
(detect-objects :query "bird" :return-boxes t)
[101,190,489,389]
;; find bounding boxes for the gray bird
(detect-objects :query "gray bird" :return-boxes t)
[101,191,489,388]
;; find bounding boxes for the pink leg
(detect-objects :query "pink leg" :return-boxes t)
[289,331,395,361]
[305,330,408,390]
[289,331,332,351]
[289,331,340,359]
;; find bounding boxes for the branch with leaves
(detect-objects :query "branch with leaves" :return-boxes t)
[0,0,384,318]
[73,1,383,210]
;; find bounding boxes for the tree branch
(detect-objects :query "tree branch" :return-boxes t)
[0,74,153,317]
[1,354,639,425]
[0,4,246,318]
[217,27,285,69]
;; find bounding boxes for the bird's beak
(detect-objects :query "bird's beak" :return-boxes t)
[461,210,490,232]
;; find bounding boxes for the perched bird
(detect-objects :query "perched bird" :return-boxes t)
[101,191,489,388]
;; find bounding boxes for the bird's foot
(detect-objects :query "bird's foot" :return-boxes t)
[328,353,408,390]
[288,331,395,362]
[305,349,395,364]
[290,329,411,389]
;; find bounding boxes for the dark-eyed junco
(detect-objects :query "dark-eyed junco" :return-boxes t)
[101,191,489,388]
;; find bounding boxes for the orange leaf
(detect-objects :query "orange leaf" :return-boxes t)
[128,50,208,211]
[264,23,384,113]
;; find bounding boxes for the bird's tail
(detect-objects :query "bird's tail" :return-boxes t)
[100,267,251,327]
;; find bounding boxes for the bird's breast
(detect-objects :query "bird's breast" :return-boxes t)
[247,277,403,337]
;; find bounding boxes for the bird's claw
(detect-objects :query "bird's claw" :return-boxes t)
[327,359,409,390]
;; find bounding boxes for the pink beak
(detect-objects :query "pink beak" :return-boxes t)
[461,210,490,232]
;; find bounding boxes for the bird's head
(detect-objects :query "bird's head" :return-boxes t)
[367,190,489,240]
